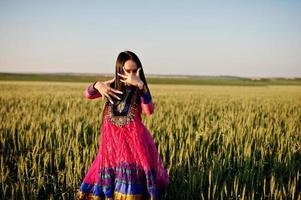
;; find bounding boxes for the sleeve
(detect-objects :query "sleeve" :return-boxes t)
[137,85,154,115]
[83,81,102,99]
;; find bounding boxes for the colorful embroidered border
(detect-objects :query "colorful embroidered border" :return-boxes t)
[77,163,159,199]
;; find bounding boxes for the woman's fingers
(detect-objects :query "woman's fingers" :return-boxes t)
[120,79,132,85]
[136,68,141,77]
[104,78,115,85]
[108,91,121,100]
[110,88,123,94]
[103,93,114,104]
[122,66,130,75]
[120,79,131,86]
[109,77,115,83]
[117,73,127,79]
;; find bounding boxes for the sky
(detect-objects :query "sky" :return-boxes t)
[0,0,300,77]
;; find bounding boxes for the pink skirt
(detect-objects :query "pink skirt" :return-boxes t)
[76,106,169,200]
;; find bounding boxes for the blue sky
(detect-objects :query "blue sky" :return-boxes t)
[0,0,300,77]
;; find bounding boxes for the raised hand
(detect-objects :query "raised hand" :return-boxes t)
[117,67,144,89]
[94,77,123,104]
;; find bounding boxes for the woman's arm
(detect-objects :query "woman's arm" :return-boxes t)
[138,85,154,115]
[83,81,102,99]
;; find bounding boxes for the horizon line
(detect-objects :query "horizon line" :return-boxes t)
[0,71,300,79]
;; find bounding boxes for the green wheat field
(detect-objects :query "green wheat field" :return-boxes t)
[1,80,301,199]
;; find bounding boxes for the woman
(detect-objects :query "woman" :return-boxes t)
[76,51,169,200]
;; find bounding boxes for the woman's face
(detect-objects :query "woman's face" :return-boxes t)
[123,59,138,86]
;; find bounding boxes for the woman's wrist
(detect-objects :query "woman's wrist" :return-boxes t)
[137,81,144,90]
[87,81,100,95]
[93,81,98,90]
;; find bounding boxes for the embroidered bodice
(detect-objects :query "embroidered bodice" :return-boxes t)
[105,86,140,127]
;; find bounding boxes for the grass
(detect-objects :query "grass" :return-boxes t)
[1,80,300,199]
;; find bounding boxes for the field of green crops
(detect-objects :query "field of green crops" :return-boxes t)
[1,81,301,199]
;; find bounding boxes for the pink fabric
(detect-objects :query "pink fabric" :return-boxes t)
[80,84,169,197]
[141,101,155,115]
[83,84,102,99]
[83,104,169,185]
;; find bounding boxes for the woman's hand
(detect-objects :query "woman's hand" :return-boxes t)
[117,67,144,90]
[94,78,123,104]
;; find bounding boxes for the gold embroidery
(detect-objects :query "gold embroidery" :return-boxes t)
[113,191,144,200]
[117,101,126,113]
[107,90,138,127]
[76,191,101,200]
